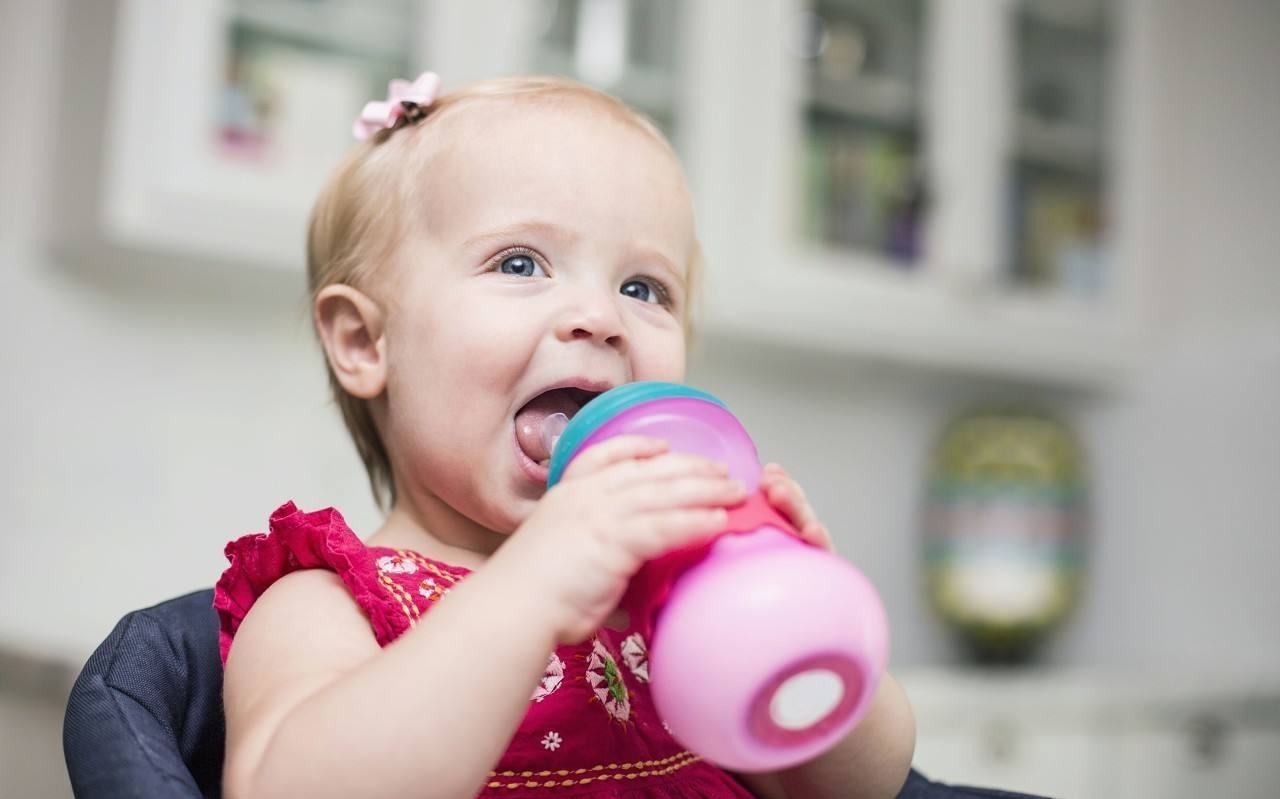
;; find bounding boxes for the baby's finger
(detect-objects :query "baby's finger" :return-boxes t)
[762,472,820,531]
[798,521,835,551]
[600,450,728,489]
[621,475,746,513]
[561,435,668,481]
[624,507,728,561]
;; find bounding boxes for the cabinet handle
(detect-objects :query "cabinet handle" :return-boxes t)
[1186,713,1228,767]
[982,719,1018,764]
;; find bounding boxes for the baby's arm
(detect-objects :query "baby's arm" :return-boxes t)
[223,436,744,799]
[222,559,561,799]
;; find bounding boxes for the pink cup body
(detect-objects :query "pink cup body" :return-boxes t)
[571,396,890,772]
[649,527,889,771]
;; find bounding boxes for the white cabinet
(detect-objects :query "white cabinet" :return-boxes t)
[66,0,415,271]
[687,0,1143,388]
[901,668,1280,798]
[72,0,1146,387]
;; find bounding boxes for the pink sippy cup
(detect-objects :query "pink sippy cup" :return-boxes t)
[545,382,889,772]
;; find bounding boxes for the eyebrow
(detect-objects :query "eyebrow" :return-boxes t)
[460,220,579,253]
[633,246,687,288]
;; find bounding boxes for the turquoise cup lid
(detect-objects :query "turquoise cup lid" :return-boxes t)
[546,381,726,488]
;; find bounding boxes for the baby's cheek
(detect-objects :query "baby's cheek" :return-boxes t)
[634,331,687,383]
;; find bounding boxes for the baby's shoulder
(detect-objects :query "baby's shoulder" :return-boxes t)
[215,501,469,664]
[220,569,382,776]
[229,568,379,672]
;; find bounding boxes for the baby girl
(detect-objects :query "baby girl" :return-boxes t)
[215,72,915,798]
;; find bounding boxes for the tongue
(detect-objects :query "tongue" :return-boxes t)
[515,391,579,465]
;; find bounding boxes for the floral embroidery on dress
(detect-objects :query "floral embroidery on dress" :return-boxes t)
[540,731,563,751]
[418,576,449,603]
[620,632,650,683]
[531,652,565,703]
[586,638,631,722]
[375,554,418,574]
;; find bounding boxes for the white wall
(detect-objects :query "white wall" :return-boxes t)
[1043,0,1280,672]
[1,0,1277,683]
[0,0,385,661]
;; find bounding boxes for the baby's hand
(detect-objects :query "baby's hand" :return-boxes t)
[494,436,745,645]
[761,462,834,551]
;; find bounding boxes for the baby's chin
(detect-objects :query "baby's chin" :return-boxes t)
[485,484,544,536]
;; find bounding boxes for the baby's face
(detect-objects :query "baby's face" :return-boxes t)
[381,101,694,533]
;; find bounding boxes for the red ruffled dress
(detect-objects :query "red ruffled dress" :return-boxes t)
[215,501,757,798]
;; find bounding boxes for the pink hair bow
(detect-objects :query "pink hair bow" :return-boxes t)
[352,71,442,140]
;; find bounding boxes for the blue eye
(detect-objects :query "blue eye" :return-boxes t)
[621,279,663,304]
[499,254,546,277]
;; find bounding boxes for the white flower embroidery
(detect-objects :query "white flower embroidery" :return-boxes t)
[418,577,449,602]
[376,555,417,574]
[586,638,631,722]
[620,632,649,683]
[541,731,563,751]
[662,720,673,735]
[531,652,565,703]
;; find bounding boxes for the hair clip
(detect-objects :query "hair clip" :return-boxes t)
[353,71,442,141]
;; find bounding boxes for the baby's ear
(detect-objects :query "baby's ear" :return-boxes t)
[314,285,387,399]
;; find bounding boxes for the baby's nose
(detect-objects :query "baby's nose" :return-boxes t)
[556,295,626,350]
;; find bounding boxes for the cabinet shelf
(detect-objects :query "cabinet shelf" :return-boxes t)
[532,47,676,120]
[1020,0,1108,40]
[705,248,1135,390]
[807,71,918,129]
[229,1,413,62]
[1015,115,1102,172]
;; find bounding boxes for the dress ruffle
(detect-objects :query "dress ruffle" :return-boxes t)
[213,501,413,664]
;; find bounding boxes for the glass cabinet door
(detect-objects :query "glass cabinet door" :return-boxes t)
[217,0,416,162]
[422,0,685,150]
[533,0,682,142]
[100,0,419,269]
[794,0,926,266]
[1008,0,1111,298]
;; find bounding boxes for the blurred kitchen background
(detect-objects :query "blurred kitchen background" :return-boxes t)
[2,0,1277,796]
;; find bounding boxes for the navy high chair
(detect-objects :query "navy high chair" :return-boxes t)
[63,590,1046,798]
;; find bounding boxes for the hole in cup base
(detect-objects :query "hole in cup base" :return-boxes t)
[770,669,844,730]
[748,654,865,747]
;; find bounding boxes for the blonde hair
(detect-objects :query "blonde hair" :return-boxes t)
[307,75,703,510]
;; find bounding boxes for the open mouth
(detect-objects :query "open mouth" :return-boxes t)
[513,386,603,472]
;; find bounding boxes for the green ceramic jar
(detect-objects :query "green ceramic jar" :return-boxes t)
[922,409,1087,662]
